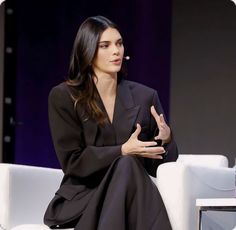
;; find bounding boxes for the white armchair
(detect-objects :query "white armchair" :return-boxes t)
[157,154,236,230]
[0,154,235,230]
[0,163,66,230]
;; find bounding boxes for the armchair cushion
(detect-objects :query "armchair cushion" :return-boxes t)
[11,224,51,230]
[11,224,73,230]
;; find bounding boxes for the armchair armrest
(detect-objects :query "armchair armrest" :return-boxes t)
[0,163,63,230]
[156,162,235,230]
[177,154,229,167]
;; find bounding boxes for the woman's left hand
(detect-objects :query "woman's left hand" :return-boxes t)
[150,106,171,145]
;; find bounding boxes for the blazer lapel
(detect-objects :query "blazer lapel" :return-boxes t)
[82,119,98,146]
[113,80,140,145]
[77,80,140,146]
[76,105,98,146]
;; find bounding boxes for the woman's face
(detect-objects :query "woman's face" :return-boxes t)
[92,27,124,77]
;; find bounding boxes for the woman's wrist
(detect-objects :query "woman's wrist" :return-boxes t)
[121,144,128,155]
[162,133,171,145]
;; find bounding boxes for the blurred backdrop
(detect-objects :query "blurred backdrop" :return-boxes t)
[0,0,235,168]
[170,0,236,167]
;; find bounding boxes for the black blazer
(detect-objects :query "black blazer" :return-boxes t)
[47,79,178,207]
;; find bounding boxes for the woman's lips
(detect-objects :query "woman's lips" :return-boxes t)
[111,59,122,65]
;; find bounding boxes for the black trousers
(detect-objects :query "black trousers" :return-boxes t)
[49,156,172,230]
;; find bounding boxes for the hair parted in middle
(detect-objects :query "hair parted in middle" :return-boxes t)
[66,15,124,125]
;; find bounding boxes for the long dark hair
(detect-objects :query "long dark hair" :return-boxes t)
[67,16,122,124]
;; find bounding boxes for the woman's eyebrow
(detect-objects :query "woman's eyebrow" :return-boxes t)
[99,38,123,43]
[98,41,110,44]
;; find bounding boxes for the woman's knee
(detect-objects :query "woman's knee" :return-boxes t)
[118,155,138,166]
[114,155,142,176]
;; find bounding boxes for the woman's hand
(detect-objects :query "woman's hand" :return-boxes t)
[150,106,171,145]
[121,123,166,159]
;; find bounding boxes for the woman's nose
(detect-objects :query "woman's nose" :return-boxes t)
[112,45,120,55]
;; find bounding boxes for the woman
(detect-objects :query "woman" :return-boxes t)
[44,15,178,230]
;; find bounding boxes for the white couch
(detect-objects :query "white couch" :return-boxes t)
[0,154,235,230]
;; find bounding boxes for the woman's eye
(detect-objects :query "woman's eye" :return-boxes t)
[99,44,108,49]
[117,41,123,47]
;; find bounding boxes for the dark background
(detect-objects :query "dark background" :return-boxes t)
[3,0,172,168]
[170,0,236,166]
[1,0,236,168]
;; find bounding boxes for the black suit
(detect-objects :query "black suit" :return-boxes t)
[44,79,178,229]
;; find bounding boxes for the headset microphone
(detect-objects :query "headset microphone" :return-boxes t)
[123,56,130,60]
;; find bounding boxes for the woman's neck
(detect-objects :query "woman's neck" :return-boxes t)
[94,73,117,98]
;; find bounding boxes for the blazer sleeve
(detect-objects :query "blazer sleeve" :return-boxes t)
[48,85,121,179]
[143,90,178,177]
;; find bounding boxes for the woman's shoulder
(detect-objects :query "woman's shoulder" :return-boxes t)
[49,82,75,105]
[49,81,65,92]
[50,81,68,93]
[121,79,156,94]
[48,82,78,118]
[49,81,78,97]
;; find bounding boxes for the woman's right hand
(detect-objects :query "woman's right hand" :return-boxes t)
[121,123,166,159]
